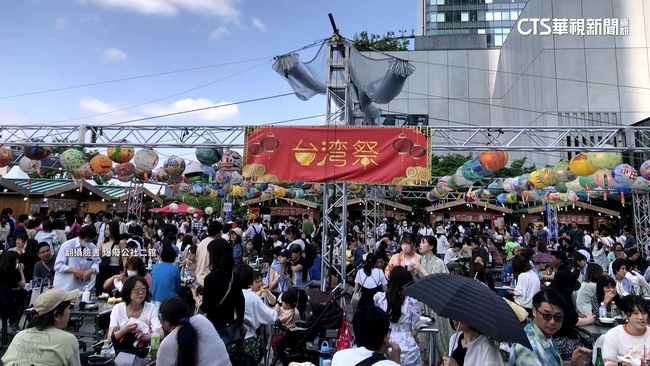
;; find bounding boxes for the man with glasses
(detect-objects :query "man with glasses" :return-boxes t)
[33,241,56,281]
[509,289,591,366]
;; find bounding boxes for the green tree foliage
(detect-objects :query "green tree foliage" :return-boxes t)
[351,31,410,52]
[430,153,472,177]
[494,157,536,178]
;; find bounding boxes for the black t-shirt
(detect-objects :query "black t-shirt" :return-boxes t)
[451,333,467,366]
[0,267,21,288]
[291,256,308,279]
[200,269,245,329]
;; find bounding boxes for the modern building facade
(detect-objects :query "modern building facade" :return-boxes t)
[416,0,528,48]
[382,0,650,166]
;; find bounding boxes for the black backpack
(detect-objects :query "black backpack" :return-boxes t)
[251,226,265,253]
[301,238,315,272]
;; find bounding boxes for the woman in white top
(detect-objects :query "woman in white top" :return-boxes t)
[602,295,650,365]
[354,253,388,308]
[435,227,450,255]
[510,255,540,314]
[157,296,232,366]
[108,276,163,348]
[576,263,603,315]
[443,321,504,366]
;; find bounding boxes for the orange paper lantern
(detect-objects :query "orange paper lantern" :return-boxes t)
[89,154,113,175]
[477,151,508,171]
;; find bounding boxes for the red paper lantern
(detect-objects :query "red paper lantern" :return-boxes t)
[260,133,280,152]
[392,133,414,155]
[409,142,426,160]
[248,142,265,157]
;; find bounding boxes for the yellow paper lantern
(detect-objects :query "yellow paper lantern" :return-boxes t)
[569,153,597,177]
[587,145,621,169]
[528,170,546,189]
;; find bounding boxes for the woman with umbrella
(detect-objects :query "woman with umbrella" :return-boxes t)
[374,266,421,366]
[412,235,454,364]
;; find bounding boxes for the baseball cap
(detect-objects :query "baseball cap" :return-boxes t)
[278,249,292,258]
[35,288,79,316]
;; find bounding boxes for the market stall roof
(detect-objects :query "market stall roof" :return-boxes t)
[240,196,319,209]
[96,185,163,204]
[0,178,113,200]
[149,201,203,215]
[426,200,513,214]
[337,197,413,212]
[517,204,619,217]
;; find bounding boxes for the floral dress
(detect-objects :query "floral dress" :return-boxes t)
[374,292,422,366]
[417,255,454,364]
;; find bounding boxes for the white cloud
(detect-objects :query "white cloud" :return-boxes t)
[55,18,69,30]
[97,47,128,61]
[79,14,101,23]
[251,17,266,32]
[210,27,230,40]
[142,98,239,122]
[79,97,116,114]
[79,0,240,21]
[78,97,146,125]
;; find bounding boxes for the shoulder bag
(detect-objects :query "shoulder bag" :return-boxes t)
[355,352,388,366]
[351,273,370,308]
[216,272,246,346]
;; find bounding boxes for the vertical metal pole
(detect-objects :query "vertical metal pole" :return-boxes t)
[340,183,348,284]
[633,192,650,256]
[320,184,330,292]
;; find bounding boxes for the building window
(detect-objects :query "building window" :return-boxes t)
[485,11,493,21]
[431,0,445,4]
[470,10,477,21]
[501,11,510,20]
[495,28,503,34]
[510,11,518,20]
[478,28,486,34]
[494,11,501,20]
[478,11,485,21]
[430,12,437,22]
[461,12,469,21]
[503,28,510,35]
[379,114,428,127]
[495,34,503,46]
[461,29,470,34]
[437,12,446,21]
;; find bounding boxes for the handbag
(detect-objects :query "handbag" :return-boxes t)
[216,272,246,346]
[29,278,52,307]
[351,273,371,308]
[336,299,353,351]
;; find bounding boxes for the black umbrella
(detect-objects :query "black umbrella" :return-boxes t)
[402,273,532,348]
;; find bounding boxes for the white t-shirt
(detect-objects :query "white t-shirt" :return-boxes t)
[355,268,388,289]
[602,324,650,363]
[332,347,399,366]
[156,314,232,366]
[109,302,162,334]
[444,248,459,264]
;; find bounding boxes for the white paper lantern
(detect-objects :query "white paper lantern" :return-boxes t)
[133,149,159,171]
[169,203,179,211]
[19,156,41,173]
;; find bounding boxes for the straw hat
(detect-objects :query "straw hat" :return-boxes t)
[504,298,528,322]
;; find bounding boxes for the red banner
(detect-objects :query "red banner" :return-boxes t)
[243,126,431,184]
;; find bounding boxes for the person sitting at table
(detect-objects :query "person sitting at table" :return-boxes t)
[510,254,540,317]
[156,296,232,366]
[468,254,495,291]
[1,288,81,366]
[610,258,633,297]
[108,275,163,350]
[575,263,603,316]
[289,243,308,283]
[265,249,293,296]
[180,245,197,279]
[103,256,152,294]
[242,239,258,265]
[542,251,569,281]
[443,319,504,366]
[33,241,56,282]
[601,295,650,365]
[590,275,622,317]
[568,252,587,283]
[546,270,595,361]
[509,288,592,366]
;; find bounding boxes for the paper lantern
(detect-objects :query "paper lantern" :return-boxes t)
[496,193,509,205]
[555,182,568,193]
[204,207,214,215]
[480,189,493,200]
[452,170,473,188]
[0,148,11,168]
[579,175,599,190]
[60,149,86,172]
[74,163,94,179]
[569,153,597,177]
[510,176,522,192]
[196,143,223,166]
[133,149,159,171]
[115,162,135,182]
[24,146,50,161]
[540,167,559,186]
[89,154,113,175]
[431,187,448,199]
[19,157,40,173]
[593,169,616,188]
[528,170,546,189]
[503,178,515,192]
[163,156,186,176]
[553,160,575,183]
[392,133,414,157]
[506,192,518,204]
[154,168,169,182]
[169,203,179,211]
[107,143,135,164]
[587,146,621,169]
[632,177,650,192]
[219,150,242,172]
[517,174,530,191]
[640,160,650,180]
[612,164,637,186]
[470,156,493,177]
[614,185,631,194]
[477,151,508,171]
[565,178,584,192]
[99,171,113,182]
[134,168,151,181]
[461,161,482,182]
[487,180,502,195]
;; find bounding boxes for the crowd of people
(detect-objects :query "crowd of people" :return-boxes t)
[0,207,649,366]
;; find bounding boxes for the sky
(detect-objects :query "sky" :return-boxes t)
[0,0,416,162]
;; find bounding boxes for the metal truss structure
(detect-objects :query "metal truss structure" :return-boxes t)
[320,183,348,292]
[6,125,650,152]
[632,193,650,254]
[364,186,385,246]
[126,181,145,220]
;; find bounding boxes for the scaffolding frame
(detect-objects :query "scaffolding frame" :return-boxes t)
[126,181,145,220]
[632,192,650,254]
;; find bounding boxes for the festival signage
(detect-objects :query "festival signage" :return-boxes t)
[242,126,431,184]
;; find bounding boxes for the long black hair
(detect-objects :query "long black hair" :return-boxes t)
[160,296,198,366]
[362,253,377,276]
[386,266,412,323]
[596,275,621,306]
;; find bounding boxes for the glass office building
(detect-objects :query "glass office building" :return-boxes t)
[423,0,528,48]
